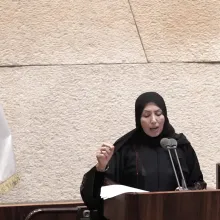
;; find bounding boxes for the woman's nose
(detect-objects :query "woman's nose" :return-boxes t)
[151,115,157,123]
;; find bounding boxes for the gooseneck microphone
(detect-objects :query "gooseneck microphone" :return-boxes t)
[160,138,181,189]
[169,138,188,190]
[160,138,188,190]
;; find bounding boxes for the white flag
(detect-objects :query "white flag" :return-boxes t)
[0,106,19,193]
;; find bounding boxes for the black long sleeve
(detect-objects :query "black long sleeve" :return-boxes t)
[184,144,206,189]
[80,151,122,210]
[80,166,105,210]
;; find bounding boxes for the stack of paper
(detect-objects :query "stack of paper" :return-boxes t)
[100,184,148,200]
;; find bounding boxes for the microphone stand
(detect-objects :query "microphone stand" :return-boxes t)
[168,145,188,190]
[167,148,181,189]
[160,138,188,191]
[174,148,188,190]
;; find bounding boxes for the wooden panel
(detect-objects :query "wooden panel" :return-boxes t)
[138,190,220,220]
[104,190,220,220]
[0,201,86,220]
[217,163,220,189]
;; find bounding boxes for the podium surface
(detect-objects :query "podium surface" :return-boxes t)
[104,190,220,220]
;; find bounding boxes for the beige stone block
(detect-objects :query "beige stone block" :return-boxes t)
[0,64,219,202]
[0,0,146,65]
[130,0,220,61]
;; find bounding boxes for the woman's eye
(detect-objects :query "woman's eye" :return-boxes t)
[156,112,162,116]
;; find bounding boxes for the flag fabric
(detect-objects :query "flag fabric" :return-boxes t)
[0,105,19,193]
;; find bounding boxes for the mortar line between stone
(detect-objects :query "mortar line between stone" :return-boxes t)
[0,61,219,68]
[126,0,149,62]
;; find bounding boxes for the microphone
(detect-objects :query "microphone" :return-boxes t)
[160,138,181,189]
[160,138,188,190]
[169,138,188,190]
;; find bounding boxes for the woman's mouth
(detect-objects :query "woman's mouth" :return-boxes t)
[150,127,159,130]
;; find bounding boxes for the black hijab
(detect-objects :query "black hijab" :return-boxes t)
[114,92,179,151]
[134,92,175,146]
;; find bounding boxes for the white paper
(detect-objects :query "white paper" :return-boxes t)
[0,105,16,183]
[101,184,148,200]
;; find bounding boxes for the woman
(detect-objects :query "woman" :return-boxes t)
[80,92,206,215]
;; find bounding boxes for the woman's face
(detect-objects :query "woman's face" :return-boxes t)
[140,102,165,137]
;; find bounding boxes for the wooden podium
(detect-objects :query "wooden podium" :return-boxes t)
[217,163,220,189]
[104,190,220,220]
[0,201,86,220]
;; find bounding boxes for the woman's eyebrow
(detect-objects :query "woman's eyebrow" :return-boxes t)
[143,109,161,113]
